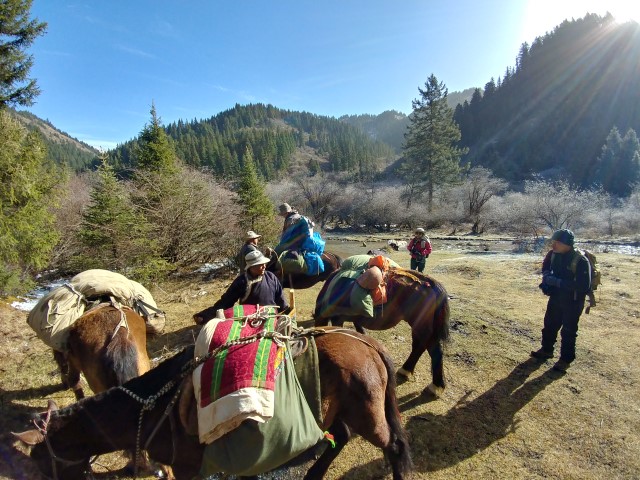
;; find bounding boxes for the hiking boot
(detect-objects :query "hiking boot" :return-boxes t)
[530,348,553,360]
[552,359,571,372]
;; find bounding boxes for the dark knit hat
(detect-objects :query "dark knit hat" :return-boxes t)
[551,229,574,247]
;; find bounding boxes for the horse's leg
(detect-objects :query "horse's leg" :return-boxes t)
[314,315,330,327]
[397,331,428,382]
[424,340,445,398]
[52,350,70,388]
[53,350,84,399]
[303,420,351,480]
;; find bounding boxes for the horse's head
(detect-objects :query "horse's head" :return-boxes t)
[13,400,91,479]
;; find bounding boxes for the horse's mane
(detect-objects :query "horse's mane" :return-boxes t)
[122,344,195,397]
[388,268,449,299]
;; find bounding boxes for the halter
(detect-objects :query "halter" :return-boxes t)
[33,409,90,480]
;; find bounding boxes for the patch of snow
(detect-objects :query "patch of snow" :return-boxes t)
[11,278,68,312]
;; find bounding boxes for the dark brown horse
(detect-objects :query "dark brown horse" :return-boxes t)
[52,304,151,400]
[314,268,450,397]
[14,328,411,480]
[268,251,342,289]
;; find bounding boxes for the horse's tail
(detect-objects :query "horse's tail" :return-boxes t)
[430,277,451,343]
[377,346,413,477]
[105,324,140,385]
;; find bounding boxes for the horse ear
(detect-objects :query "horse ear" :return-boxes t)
[178,376,198,436]
[47,399,59,412]
[12,429,45,446]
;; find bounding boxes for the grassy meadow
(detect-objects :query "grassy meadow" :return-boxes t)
[1,234,639,479]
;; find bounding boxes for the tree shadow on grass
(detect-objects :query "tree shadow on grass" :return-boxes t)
[341,357,564,477]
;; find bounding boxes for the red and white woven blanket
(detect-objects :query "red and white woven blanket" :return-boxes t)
[193,305,284,444]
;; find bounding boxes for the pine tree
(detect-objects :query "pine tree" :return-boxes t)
[594,127,640,197]
[0,111,65,293]
[401,74,468,211]
[236,146,275,233]
[0,0,47,108]
[133,102,178,174]
[78,158,152,272]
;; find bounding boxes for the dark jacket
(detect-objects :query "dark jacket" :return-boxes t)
[237,243,259,270]
[195,270,289,323]
[543,249,591,301]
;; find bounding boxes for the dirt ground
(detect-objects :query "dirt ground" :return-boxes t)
[1,235,639,479]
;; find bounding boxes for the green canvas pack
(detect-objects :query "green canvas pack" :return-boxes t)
[198,345,323,477]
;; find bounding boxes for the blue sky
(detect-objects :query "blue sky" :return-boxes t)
[26,1,639,150]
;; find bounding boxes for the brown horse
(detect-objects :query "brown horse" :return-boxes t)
[314,268,450,397]
[14,328,412,480]
[268,251,342,289]
[52,304,151,400]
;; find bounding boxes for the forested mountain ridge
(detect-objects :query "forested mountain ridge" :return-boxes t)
[108,103,397,181]
[17,14,640,196]
[10,109,99,170]
[454,14,640,193]
[339,90,475,153]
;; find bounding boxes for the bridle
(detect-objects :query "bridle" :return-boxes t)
[33,323,371,480]
[118,370,186,478]
[33,409,90,480]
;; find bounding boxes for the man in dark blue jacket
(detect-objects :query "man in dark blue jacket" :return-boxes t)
[532,229,591,372]
[193,250,289,325]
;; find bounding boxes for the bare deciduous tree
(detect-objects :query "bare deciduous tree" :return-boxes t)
[525,179,601,232]
[294,173,346,228]
[132,166,241,268]
[463,167,507,234]
[50,173,93,272]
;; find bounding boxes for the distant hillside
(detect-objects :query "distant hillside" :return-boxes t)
[339,110,408,152]
[339,89,474,154]
[454,14,640,193]
[447,88,475,108]
[109,104,397,181]
[11,109,99,170]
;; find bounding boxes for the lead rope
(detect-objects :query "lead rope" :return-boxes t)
[118,326,293,478]
[33,408,90,480]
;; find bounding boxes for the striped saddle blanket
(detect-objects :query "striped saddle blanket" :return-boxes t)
[193,305,284,444]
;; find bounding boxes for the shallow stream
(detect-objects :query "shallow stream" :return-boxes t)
[10,236,638,312]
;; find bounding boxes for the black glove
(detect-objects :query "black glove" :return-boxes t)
[539,282,552,296]
[543,275,563,288]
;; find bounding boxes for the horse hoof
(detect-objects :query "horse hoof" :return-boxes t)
[397,367,415,381]
[423,383,444,398]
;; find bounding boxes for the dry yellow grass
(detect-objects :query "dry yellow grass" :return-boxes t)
[1,237,639,479]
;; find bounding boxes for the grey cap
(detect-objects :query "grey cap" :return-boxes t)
[244,250,270,270]
[279,203,292,213]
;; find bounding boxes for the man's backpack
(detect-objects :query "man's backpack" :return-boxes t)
[570,249,601,313]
